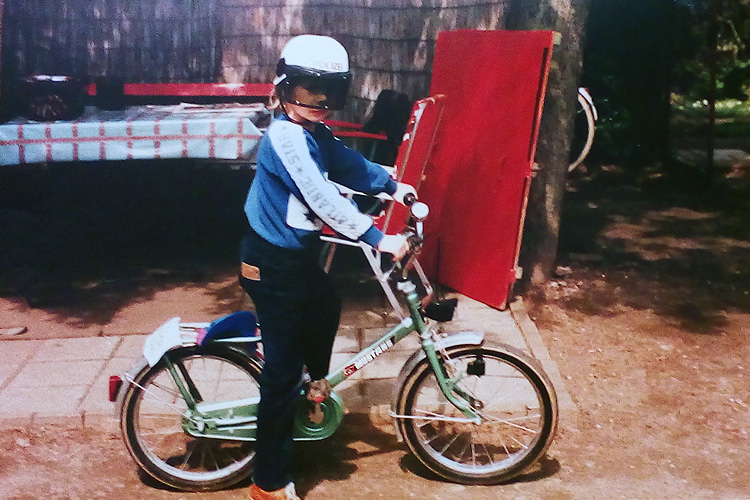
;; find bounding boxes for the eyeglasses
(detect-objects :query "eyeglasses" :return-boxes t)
[284,76,351,111]
[287,99,336,111]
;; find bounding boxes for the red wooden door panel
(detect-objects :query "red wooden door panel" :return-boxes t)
[420,30,556,309]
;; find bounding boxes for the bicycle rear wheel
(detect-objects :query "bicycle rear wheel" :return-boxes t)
[396,343,558,484]
[569,88,597,172]
[120,344,262,491]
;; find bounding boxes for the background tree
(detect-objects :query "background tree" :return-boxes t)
[678,0,750,169]
[675,0,750,101]
[514,0,734,293]
[580,0,692,166]
[506,0,592,291]
[578,0,750,169]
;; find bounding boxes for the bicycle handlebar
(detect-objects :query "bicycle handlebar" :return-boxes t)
[385,196,429,279]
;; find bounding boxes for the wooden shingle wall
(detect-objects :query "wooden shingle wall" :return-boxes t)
[1,0,219,84]
[1,0,508,120]
[220,0,509,120]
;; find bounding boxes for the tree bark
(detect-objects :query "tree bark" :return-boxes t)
[506,0,592,291]
[706,0,721,171]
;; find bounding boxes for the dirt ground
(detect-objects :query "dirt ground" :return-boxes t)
[1,159,749,499]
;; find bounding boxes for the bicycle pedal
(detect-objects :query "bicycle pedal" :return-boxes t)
[306,379,330,404]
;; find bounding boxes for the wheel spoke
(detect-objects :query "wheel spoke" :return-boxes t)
[480,441,496,466]
[406,407,478,424]
[438,432,461,455]
[481,413,542,433]
[206,442,221,471]
[180,442,196,471]
[130,378,186,416]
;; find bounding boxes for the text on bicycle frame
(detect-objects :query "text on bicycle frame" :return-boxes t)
[343,338,394,377]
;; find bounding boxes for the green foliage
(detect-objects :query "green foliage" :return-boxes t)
[674,0,750,101]
[671,96,750,138]
[579,0,750,165]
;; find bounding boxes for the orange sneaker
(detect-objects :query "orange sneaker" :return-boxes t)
[249,482,301,500]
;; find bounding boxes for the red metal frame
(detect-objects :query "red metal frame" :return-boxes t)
[87,82,274,98]
[381,95,446,233]
[324,119,387,141]
[327,130,387,140]
[320,96,446,272]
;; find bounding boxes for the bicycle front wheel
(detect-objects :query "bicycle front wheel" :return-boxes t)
[120,344,262,491]
[396,343,558,484]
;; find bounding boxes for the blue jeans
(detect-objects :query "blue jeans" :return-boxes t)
[239,227,340,491]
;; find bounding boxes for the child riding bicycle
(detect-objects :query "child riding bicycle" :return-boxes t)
[239,34,416,500]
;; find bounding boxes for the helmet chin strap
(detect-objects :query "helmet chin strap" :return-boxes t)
[279,101,321,129]
[279,102,305,126]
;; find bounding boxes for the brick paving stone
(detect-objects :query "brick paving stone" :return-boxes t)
[0,385,88,416]
[8,360,106,388]
[30,337,120,362]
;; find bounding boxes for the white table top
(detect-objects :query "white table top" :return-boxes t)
[0,103,271,166]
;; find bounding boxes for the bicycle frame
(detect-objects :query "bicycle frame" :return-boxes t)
[124,268,482,444]
[327,280,481,424]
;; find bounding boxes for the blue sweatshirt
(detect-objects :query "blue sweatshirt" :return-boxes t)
[245,115,397,250]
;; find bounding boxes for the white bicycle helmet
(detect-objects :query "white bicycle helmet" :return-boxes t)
[274,35,352,110]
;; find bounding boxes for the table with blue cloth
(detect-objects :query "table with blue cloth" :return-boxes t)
[0,103,271,166]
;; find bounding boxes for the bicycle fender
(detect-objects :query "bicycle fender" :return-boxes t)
[143,317,183,366]
[114,356,150,418]
[392,330,485,406]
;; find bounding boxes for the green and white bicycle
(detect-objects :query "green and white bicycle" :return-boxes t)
[111,196,559,491]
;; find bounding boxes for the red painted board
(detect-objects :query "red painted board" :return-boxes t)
[419,30,556,309]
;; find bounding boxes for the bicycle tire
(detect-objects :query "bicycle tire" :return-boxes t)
[396,342,558,484]
[569,90,597,173]
[120,344,262,491]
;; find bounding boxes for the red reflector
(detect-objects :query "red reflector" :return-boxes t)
[109,375,123,402]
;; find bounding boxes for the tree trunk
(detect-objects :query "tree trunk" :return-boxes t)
[505,0,592,291]
[706,0,721,171]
